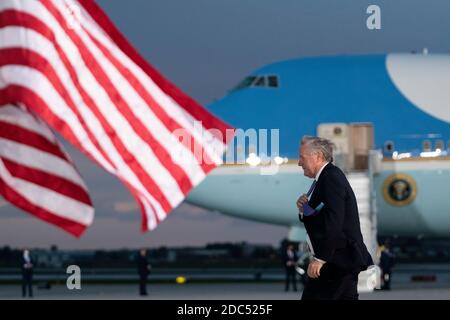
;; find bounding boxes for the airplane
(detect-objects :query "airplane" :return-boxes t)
[186,52,450,252]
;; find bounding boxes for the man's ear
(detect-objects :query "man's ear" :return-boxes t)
[313,152,320,161]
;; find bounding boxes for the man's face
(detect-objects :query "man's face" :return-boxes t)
[298,144,319,178]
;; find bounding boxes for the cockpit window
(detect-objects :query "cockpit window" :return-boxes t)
[231,75,279,92]
[268,75,279,87]
[254,76,266,87]
[233,76,257,91]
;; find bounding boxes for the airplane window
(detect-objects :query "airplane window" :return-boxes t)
[334,127,342,135]
[423,140,431,152]
[254,76,266,87]
[384,141,394,153]
[268,75,279,87]
[435,140,444,150]
[231,75,279,91]
[233,76,257,91]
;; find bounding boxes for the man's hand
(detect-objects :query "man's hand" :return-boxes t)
[296,194,308,213]
[307,259,325,278]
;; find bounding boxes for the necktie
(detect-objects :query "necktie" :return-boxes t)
[299,180,317,219]
[303,180,318,254]
[306,180,317,198]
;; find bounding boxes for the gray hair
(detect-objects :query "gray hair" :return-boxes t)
[301,136,334,162]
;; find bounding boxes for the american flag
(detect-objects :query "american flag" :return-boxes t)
[0,104,94,237]
[0,0,232,236]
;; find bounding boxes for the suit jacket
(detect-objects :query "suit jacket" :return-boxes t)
[299,163,373,273]
[21,256,34,276]
[380,250,395,273]
[137,255,150,276]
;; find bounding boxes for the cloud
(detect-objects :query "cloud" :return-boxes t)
[176,203,209,216]
[0,199,9,208]
[113,201,139,213]
[171,203,226,222]
[0,212,287,250]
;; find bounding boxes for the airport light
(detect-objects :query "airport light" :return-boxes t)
[396,152,411,160]
[274,156,284,165]
[176,276,187,284]
[420,150,441,158]
[246,153,261,166]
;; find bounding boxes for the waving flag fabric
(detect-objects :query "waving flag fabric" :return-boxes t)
[0,104,94,236]
[0,0,232,236]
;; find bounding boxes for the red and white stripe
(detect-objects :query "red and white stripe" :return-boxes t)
[0,104,94,237]
[0,0,232,233]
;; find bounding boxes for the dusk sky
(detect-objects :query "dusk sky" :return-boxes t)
[1,0,449,249]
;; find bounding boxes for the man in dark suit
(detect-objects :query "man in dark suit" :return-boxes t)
[296,136,373,300]
[283,244,299,292]
[379,241,395,290]
[137,249,151,296]
[21,248,33,298]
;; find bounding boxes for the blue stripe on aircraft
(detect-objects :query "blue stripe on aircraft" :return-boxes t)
[207,55,450,158]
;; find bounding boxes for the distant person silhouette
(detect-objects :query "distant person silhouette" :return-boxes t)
[137,249,151,296]
[21,249,33,298]
[283,244,298,292]
[380,241,395,290]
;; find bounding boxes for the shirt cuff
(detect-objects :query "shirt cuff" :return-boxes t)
[314,257,326,264]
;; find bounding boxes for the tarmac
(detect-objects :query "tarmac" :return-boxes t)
[2,283,450,300]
